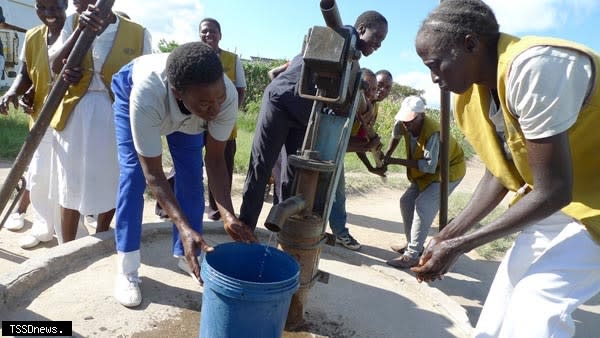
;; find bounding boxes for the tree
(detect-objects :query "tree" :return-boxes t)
[387,83,426,104]
[156,39,179,53]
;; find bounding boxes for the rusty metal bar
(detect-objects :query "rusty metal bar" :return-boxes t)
[0,0,115,229]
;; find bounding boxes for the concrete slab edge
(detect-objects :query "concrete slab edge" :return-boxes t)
[0,222,176,309]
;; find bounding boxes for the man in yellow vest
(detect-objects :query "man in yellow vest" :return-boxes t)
[412,0,600,336]
[384,96,465,268]
[199,18,246,221]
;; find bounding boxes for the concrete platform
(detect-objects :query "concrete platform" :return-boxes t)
[1,159,598,337]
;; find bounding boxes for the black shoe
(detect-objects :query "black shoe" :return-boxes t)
[207,209,221,221]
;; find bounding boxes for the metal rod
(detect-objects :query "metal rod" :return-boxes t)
[438,0,449,231]
[0,0,115,229]
[439,89,450,230]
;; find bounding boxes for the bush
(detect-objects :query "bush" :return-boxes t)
[0,108,30,160]
[241,59,286,114]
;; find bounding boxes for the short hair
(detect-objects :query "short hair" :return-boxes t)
[360,68,376,90]
[375,69,393,80]
[354,10,387,30]
[166,42,223,91]
[199,17,221,34]
[417,0,499,52]
[361,68,376,78]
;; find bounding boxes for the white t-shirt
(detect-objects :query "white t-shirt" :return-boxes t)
[129,53,238,157]
[505,46,593,139]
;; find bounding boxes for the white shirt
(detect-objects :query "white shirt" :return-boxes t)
[62,14,153,91]
[506,46,593,139]
[129,53,238,157]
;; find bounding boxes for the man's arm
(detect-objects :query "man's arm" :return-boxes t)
[235,87,245,108]
[205,132,256,242]
[234,56,246,107]
[267,62,289,80]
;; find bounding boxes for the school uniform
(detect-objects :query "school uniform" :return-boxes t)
[111,53,237,275]
[21,24,64,243]
[455,33,600,337]
[52,15,151,216]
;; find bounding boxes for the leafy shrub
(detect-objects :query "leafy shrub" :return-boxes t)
[241,59,286,114]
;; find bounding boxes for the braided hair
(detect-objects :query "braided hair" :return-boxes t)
[416,0,499,52]
[166,42,223,92]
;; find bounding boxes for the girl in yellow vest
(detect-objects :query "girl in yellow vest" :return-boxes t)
[0,0,69,248]
[50,1,151,243]
[412,1,600,337]
[384,96,465,269]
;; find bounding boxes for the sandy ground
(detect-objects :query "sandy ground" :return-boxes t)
[1,158,599,337]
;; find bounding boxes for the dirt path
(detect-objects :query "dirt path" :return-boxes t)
[1,158,599,337]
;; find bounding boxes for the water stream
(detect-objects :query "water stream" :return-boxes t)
[257,232,276,281]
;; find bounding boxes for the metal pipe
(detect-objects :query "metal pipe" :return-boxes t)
[0,0,115,229]
[295,169,319,214]
[264,196,306,232]
[320,0,342,30]
[439,89,450,230]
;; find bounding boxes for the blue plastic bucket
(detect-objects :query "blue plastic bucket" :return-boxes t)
[199,242,300,338]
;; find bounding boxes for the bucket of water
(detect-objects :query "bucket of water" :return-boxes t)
[199,242,300,338]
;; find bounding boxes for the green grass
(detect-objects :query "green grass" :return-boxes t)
[0,107,30,160]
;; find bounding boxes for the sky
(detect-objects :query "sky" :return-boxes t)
[70,0,600,108]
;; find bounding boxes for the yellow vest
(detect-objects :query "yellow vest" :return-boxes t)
[403,116,466,191]
[50,16,144,131]
[455,33,600,243]
[23,24,53,127]
[350,101,379,136]
[220,50,238,140]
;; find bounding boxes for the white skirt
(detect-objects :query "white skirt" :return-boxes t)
[52,90,118,215]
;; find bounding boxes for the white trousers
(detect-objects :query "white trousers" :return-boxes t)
[473,211,600,338]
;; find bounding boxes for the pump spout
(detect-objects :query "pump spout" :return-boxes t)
[264,196,306,232]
